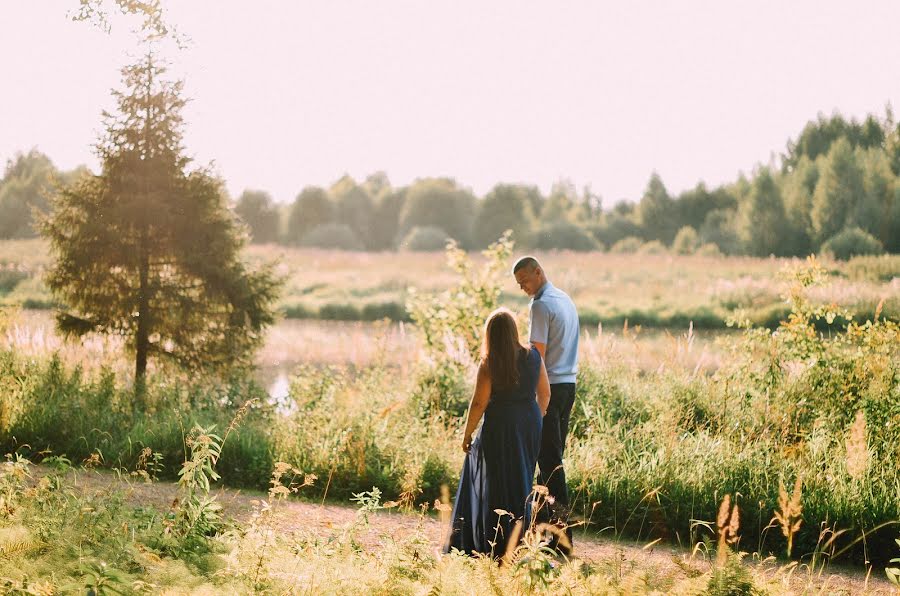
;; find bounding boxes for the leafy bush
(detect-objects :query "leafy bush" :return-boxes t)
[281,302,314,319]
[0,270,27,295]
[638,240,667,255]
[528,220,598,252]
[318,303,361,320]
[696,242,724,257]
[301,223,364,251]
[407,232,514,360]
[399,178,476,248]
[398,226,450,252]
[408,360,471,419]
[672,225,700,255]
[821,227,885,260]
[609,236,642,254]
[360,301,410,322]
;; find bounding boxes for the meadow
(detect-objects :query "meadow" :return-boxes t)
[0,240,899,593]
[3,238,900,329]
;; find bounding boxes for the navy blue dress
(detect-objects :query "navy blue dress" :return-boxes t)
[445,346,543,557]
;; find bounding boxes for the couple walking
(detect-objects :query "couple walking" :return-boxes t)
[445,256,579,558]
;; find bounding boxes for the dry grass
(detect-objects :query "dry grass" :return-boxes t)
[25,465,900,595]
[5,239,898,327]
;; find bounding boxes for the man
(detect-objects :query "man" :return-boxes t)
[513,256,579,553]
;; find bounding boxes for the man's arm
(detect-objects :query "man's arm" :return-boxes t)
[529,301,549,361]
[536,357,550,415]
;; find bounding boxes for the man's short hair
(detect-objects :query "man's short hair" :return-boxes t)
[512,256,541,274]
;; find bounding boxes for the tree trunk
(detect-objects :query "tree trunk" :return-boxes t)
[135,232,150,405]
[135,50,153,407]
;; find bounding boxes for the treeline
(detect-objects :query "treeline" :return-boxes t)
[3,110,899,258]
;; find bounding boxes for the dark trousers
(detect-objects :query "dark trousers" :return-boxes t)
[537,383,576,511]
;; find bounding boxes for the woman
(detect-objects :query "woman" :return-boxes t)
[444,308,551,558]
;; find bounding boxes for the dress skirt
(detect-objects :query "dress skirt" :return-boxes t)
[444,397,542,557]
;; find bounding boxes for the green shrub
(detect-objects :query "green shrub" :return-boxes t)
[528,220,598,252]
[281,302,314,319]
[638,240,667,255]
[408,360,471,419]
[318,303,361,321]
[20,298,54,309]
[609,236,642,254]
[0,270,27,295]
[821,227,885,260]
[360,301,410,322]
[398,226,450,252]
[672,225,700,255]
[696,242,724,257]
[301,223,364,251]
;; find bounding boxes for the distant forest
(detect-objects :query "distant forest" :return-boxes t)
[3,110,899,259]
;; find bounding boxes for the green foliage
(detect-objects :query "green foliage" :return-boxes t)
[332,176,375,249]
[301,222,364,251]
[169,424,227,550]
[286,186,334,245]
[738,168,790,257]
[706,552,758,596]
[0,270,28,295]
[887,538,900,586]
[0,150,58,240]
[406,231,514,360]
[590,210,642,248]
[699,208,741,255]
[811,138,866,244]
[528,220,598,252]
[638,239,667,255]
[408,360,471,419]
[609,236,643,254]
[399,178,476,249]
[234,189,279,244]
[781,155,819,256]
[821,227,885,260]
[40,52,281,390]
[369,188,406,251]
[696,242,723,257]
[2,249,899,566]
[783,112,886,171]
[674,183,736,234]
[398,226,450,252]
[856,148,896,247]
[474,184,534,248]
[672,226,700,255]
[637,172,678,244]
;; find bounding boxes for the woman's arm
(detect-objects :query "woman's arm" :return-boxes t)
[462,363,492,453]
[536,357,551,416]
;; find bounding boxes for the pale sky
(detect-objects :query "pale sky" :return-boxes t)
[3,1,900,204]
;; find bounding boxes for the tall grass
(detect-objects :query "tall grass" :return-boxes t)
[4,238,898,329]
[0,248,897,573]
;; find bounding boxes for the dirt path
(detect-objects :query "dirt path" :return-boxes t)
[43,466,897,595]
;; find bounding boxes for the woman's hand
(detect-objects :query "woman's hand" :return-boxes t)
[462,434,473,454]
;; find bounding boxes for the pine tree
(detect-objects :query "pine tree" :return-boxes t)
[41,50,281,399]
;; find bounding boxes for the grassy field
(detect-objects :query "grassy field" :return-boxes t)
[0,463,895,595]
[3,238,899,328]
[0,241,899,593]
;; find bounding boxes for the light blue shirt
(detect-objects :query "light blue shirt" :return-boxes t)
[529,281,579,384]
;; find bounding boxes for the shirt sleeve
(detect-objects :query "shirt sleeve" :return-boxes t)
[530,301,550,344]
